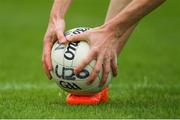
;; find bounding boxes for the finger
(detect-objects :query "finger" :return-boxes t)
[74,49,97,74]
[86,55,103,85]
[111,54,118,76]
[66,32,88,42]
[42,36,54,79]
[100,58,111,87]
[42,58,52,80]
[44,41,53,71]
[56,31,67,44]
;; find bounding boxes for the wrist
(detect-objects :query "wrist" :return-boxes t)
[102,19,127,39]
[50,5,65,20]
[50,0,72,20]
[50,12,65,21]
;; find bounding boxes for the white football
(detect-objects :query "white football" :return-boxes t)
[50,27,112,95]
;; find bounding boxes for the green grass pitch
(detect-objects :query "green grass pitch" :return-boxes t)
[0,0,179,118]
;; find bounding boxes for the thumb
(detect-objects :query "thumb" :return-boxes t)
[56,30,67,43]
[66,32,88,43]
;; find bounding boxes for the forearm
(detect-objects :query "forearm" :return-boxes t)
[104,0,136,55]
[116,25,137,55]
[105,0,133,22]
[50,0,72,20]
[106,0,166,32]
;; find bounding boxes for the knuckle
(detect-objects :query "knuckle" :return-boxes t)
[92,48,99,55]
[94,68,100,73]
[58,37,66,42]
[58,33,65,39]
[105,65,110,71]
[105,70,110,75]
[82,59,89,65]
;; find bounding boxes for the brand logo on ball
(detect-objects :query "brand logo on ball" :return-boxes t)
[59,81,81,90]
[63,28,89,60]
[72,28,89,35]
[65,27,89,36]
[64,41,79,60]
[55,65,90,80]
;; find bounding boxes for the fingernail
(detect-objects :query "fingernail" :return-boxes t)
[99,83,102,87]
[113,73,116,77]
[74,68,80,74]
[114,71,118,76]
[86,81,91,85]
[48,76,52,80]
[99,82,104,87]
[60,41,66,44]
[86,79,92,85]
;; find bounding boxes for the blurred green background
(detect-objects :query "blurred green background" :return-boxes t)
[0,0,179,118]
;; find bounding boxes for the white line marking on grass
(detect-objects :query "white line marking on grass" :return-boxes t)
[0,82,179,91]
[111,83,180,89]
[0,83,58,90]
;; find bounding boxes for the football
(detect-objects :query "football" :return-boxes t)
[50,27,112,95]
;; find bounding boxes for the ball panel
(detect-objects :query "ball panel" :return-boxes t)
[51,42,65,65]
[62,43,77,67]
[72,41,90,67]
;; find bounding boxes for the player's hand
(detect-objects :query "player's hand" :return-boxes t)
[66,25,121,86]
[42,18,66,80]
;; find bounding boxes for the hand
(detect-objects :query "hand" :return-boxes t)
[66,25,119,86]
[42,18,66,80]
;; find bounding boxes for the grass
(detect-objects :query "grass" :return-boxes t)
[0,0,180,118]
